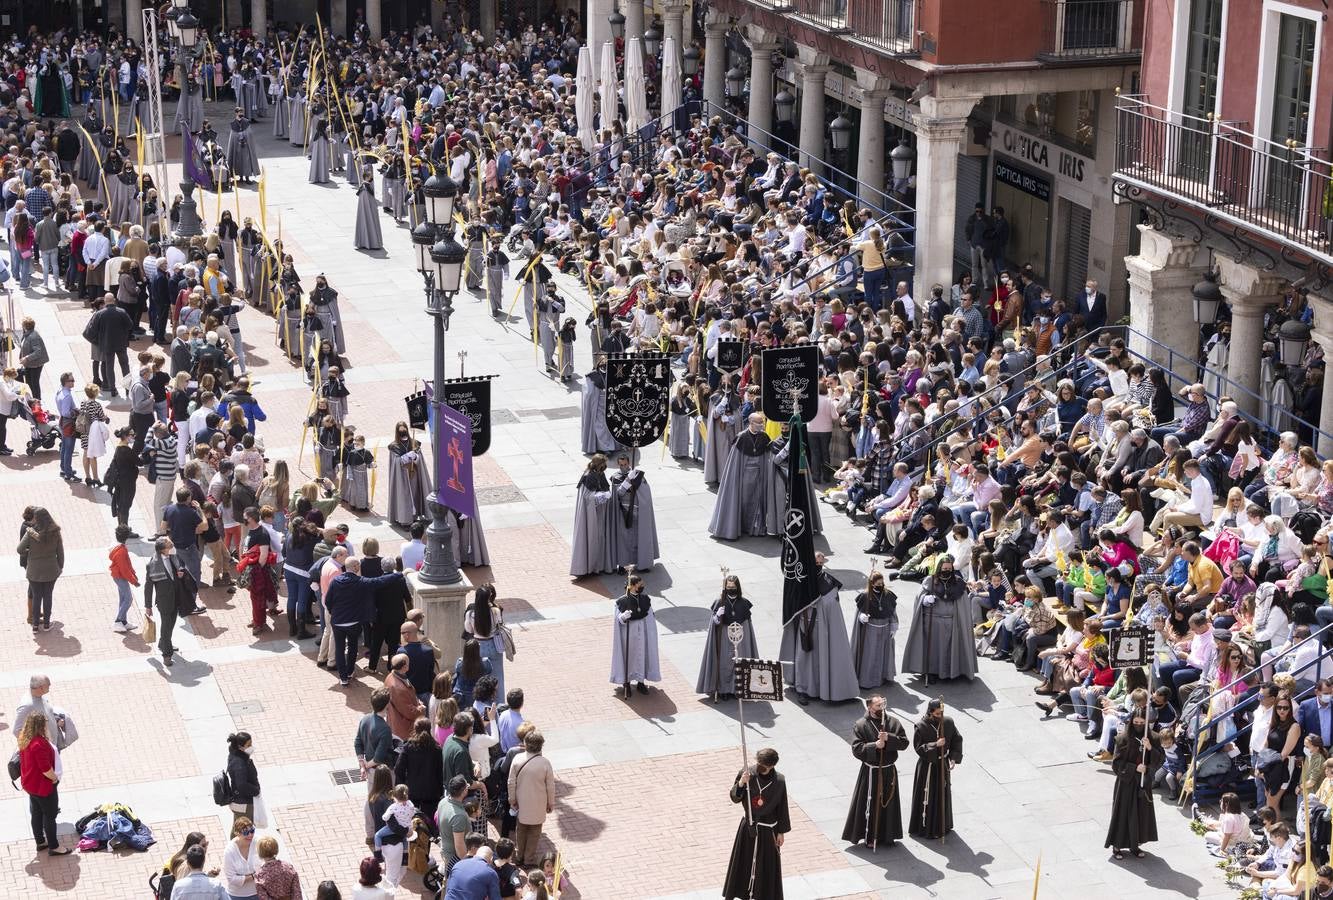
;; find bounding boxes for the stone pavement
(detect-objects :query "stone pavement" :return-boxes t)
[0,105,1234,898]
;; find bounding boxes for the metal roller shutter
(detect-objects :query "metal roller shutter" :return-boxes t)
[1060,199,1092,303]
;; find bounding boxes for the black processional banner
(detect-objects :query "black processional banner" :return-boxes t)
[715,338,746,373]
[780,419,820,628]
[604,353,673,447]
[761,345,820,423]
[405,391,429,430]
[439,377,495,457]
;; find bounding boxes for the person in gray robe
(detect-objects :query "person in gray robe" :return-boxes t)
[608,452,659,572]
[271,85,290,139]
[279,289,303,361]
[668,382,697,459]
[340,436,373,511]
[851,572,899,689]
[465,222,485,291]
[448,506,491,567]
[703,379,740,485]
[900,557,978,684]
[289,93,308,146]
[110,168,137,223]
[485,239,508,318]
[537,285,565,375]
[174,75,203,136]
[354,173,383,251]
[386,423,433,528]
[347,148,362,187]
[322,367,350,423]
[768,427,824,536]
[779,554,861,705]
[238,221,264,304]
[226,110,260,182]
[709,414,773,540]
[570,455,613,578]
[308,276,347,354]
[308,118,331,184]
[696,575,758,700]
[580,362,621,455]
[610,575,662,698]
[312,415,341,481]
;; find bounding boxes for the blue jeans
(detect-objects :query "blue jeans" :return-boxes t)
[39,249,56,284]
[58,434,75,476]
[862,268,886,310]
[284,570,311,625]
[113,577,132,624]
[1158,662,1201,706]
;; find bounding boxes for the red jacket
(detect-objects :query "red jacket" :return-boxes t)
[108,543,138,585]
[19,736,55,796]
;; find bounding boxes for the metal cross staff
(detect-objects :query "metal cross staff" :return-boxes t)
[621,563,636,700]
[727,620,762,898]
[457,349,467,378]
[714,565,730,705]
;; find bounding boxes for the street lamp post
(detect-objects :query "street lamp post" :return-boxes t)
[417,172,466,586]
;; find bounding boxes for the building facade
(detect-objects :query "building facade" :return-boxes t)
[698,0,1142,312]
[1113,0,1333,450]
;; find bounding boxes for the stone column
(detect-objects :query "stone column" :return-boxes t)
[911,94,978,302]
[746,36,782,151]
[126,0,143,44]
[407,571,474,675]
[250,0,267,39]
[1125,225,1206,389]
[589,0,615,61]
[365,0,382,41]
[1217,253,1284,417]
[1312,324,1333,458]
[479,0,497,44]
[796,51,830,174]
[625,0,645,47]
[663,1,687,51]
[332,0,348,39]
[855,71,891,208]
[703,12,728,115]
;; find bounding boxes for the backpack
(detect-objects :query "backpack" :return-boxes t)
[1292,509,1322,544]
[212,770,231,806]
[6,749,19,787]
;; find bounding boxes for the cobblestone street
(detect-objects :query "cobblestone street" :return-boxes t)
[0,110,1234,899]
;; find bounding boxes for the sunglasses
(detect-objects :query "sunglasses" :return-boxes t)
[1278,705,1292,711]
[240,827,255,836]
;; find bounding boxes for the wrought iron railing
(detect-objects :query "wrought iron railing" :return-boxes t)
[791,0,850,30]
[1115,94,1333,266]
[1039,0,1138,59]
[847,0,920,56]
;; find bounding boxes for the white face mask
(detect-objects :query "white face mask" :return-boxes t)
[242,745,254,756]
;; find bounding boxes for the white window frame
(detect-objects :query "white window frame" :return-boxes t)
[1254,0,1322,153]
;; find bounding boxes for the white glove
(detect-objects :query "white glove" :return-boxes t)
[920,594,937,607]
[890,622,899,635]
[713,612,724,624]
[617,610,632,623]
[857,612,870,624]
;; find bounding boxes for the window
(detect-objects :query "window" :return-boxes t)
[1266,13,1316,214]
[1176,0,1223,181]
[998,91,1098,157]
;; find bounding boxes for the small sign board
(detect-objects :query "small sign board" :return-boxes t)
[1111,625,1151,668]
[734,658,785,702]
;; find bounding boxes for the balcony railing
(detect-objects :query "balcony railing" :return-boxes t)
[791,0,850,31]
[847,0,920,57]
[1115,94,1333,266]
[1039,0,1138,61]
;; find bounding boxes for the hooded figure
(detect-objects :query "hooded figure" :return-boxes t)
[354,166,384,250]
[667,383,698,459]
[308,117,331,184]
[570,455,613,577]
[271,79,290,139]
[709,413,774,539]
[607,451,659,572]
[609,574,661,697]
[485,236,509,318]
[580,361,620,455]
[900,557,978,683]
[226,109,260,181]
[841,695,910,850]
[852,573,899,688]
[696,575,758,699]
[703,378,740,485]
[386,423,433,528]
[340,435,374,511]
[447,506,491,567]
[778,554,861,704]
[308,277,347,354]
[1104,708,1163,857]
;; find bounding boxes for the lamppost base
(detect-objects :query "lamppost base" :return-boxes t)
[176,178,203,239]
[406,570,473,671]
[418,495,463,586]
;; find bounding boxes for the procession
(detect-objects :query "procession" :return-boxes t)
[0,1,1324,899]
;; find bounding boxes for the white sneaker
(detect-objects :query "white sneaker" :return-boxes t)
[112,622,129,632]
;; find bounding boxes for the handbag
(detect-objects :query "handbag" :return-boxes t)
[142,614,156,645]
[496,623,516,661]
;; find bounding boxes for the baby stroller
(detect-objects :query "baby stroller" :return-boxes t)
[15,397,58,455]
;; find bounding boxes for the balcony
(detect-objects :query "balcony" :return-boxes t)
[790,0,851,32]
[1114,94,1333,268]
[1038,0,1140,63]
[846,0,920,57]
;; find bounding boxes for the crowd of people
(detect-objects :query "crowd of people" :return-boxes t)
[1,3,1332,897]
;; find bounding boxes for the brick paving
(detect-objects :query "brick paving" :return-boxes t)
[0,105,1236,900]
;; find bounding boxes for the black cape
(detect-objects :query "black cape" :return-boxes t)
[842,713,910,847]
[723,766,791,900]
[908,715,963,838]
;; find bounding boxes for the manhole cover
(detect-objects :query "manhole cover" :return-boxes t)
[491,408,519,425]
[477,485,526,505]
[542,406,581,420]
[227,701,264,716]
[330,768,366,786]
